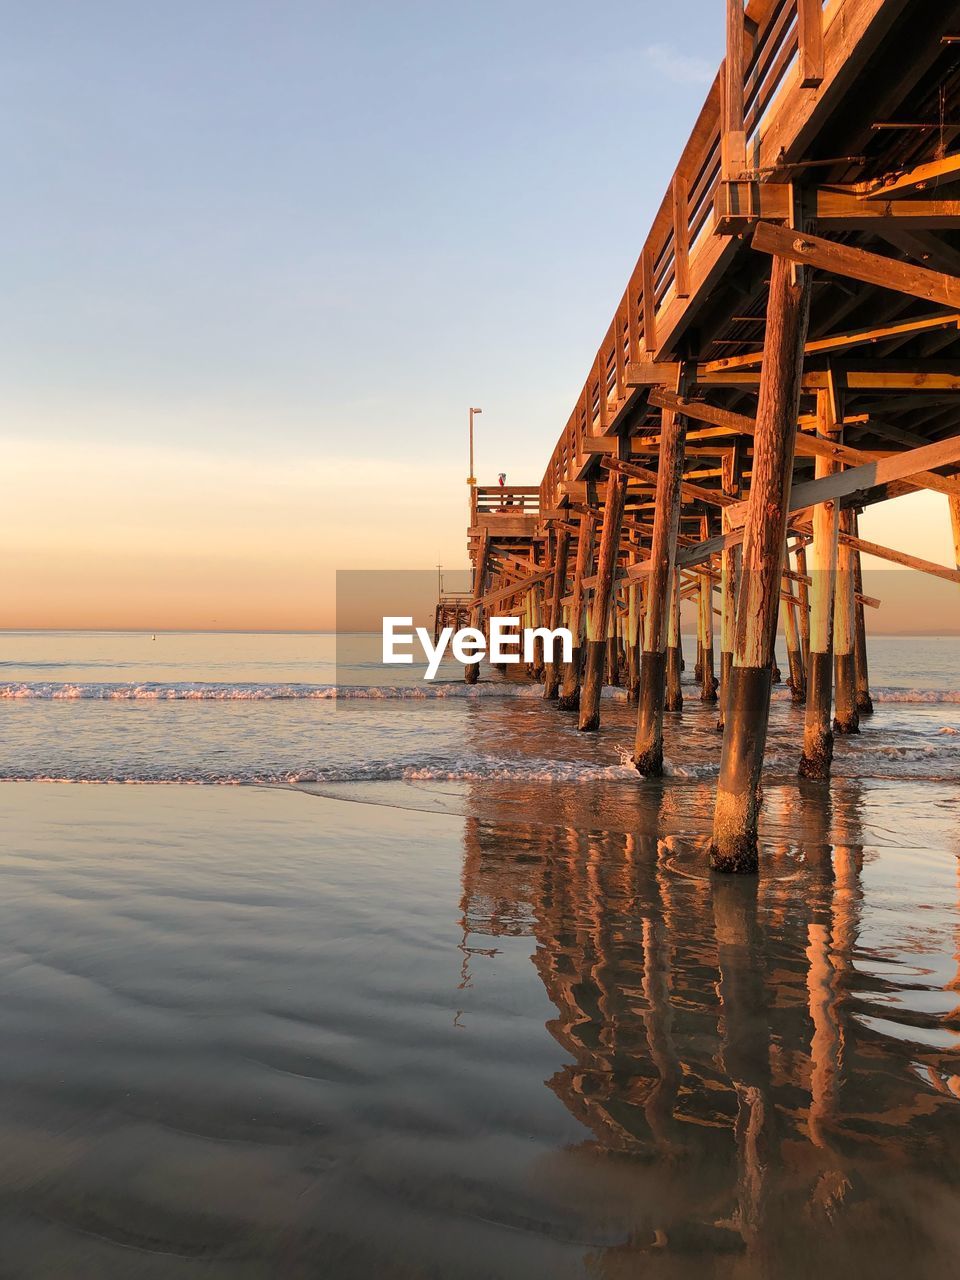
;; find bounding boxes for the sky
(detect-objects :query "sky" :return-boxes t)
[0,0,956,631]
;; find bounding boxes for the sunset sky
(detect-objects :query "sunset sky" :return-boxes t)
[1,1,956,631]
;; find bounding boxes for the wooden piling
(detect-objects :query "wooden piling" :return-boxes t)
[850,511,873,716]
[710,254,811,873]
[717,447,742,731]
[606,609,621,688]
[579,470,627,731]
[782,552,806,703]
[634,403,687,773]
[665,567,683,712]
[625,559,641,703]
[465,529,490,685]
[833,507,860,735]
[558,513,596,710]
[542,527,571,700]
[798,392,841,779]
[794,539,811,667]
[699,515,717,702]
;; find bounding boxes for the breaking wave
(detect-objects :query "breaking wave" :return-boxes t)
[2,681,959,703]
[0,755,644,785]
[0,681,544,700]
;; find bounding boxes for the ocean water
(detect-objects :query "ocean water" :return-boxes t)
[0,632,959,1275]
[0,630,957,785]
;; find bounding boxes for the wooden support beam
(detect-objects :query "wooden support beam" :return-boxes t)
[799,390,841,779]
[751,220,960,308]
[672,172,690,299]
[542,527,571,701]
[793,538,811,666]
[580,469,628,731]
[558,511,597,710]
[465,528,491,685]
[721,3,745,179]
[797,0,824,87]
[698,513,717,703]
[782,552,806,704]
[843,533,960,585]
[597,352,609,431]
[860,154,960,200]
[850,512,873,716]
[717,444,743,732]
[642,245,657,354]
[601,454,735,509]
[701,311,960,374]
[479,567,552,611]
[726,430,960,526]
[634,398,688,774]
[654,387,960,501]
[711,253,811,873]
[833,507,860,735]
[666,566,683,711]
[614,310,626,400]
[950,496,960,574]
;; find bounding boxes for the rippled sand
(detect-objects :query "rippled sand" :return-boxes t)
[0,779,958,1277]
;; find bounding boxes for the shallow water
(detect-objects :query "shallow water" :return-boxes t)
[0,631,957,784]
[0,780,958,1278]
[0,632,958,1275]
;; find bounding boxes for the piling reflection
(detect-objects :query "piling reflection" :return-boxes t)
[459,780,960,1273]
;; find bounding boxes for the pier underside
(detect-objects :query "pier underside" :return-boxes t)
[466,0,960,870]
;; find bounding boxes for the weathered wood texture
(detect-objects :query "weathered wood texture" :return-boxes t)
[711,255,811,873]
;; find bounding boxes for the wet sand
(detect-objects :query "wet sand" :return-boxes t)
[0,779,958,1277]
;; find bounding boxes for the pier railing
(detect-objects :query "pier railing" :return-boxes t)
[539,0,836,513]
[471,486,540,521]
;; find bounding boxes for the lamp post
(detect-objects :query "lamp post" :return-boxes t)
[467,407,482,486]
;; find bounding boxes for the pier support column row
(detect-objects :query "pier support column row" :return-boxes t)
[710,253,811,873]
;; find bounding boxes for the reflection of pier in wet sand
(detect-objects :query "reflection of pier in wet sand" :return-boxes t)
[461,0,960,872]
[458,781,960,1272]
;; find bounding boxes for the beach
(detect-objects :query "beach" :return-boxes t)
[0,632,957,1275]
[1,777,959,1277]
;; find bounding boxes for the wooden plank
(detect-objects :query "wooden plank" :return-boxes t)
[860,154,960,200]
[797,0,824,86]
[751,221,960,308]
[641,245,657,353]
[626,359,681,386]
[816,189,960,229]
[842,533,960,585]
[579,469,627,729]
[722,2,746,179]
[672,172,690,299]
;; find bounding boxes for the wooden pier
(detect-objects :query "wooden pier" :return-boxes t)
[464,0,960,872]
